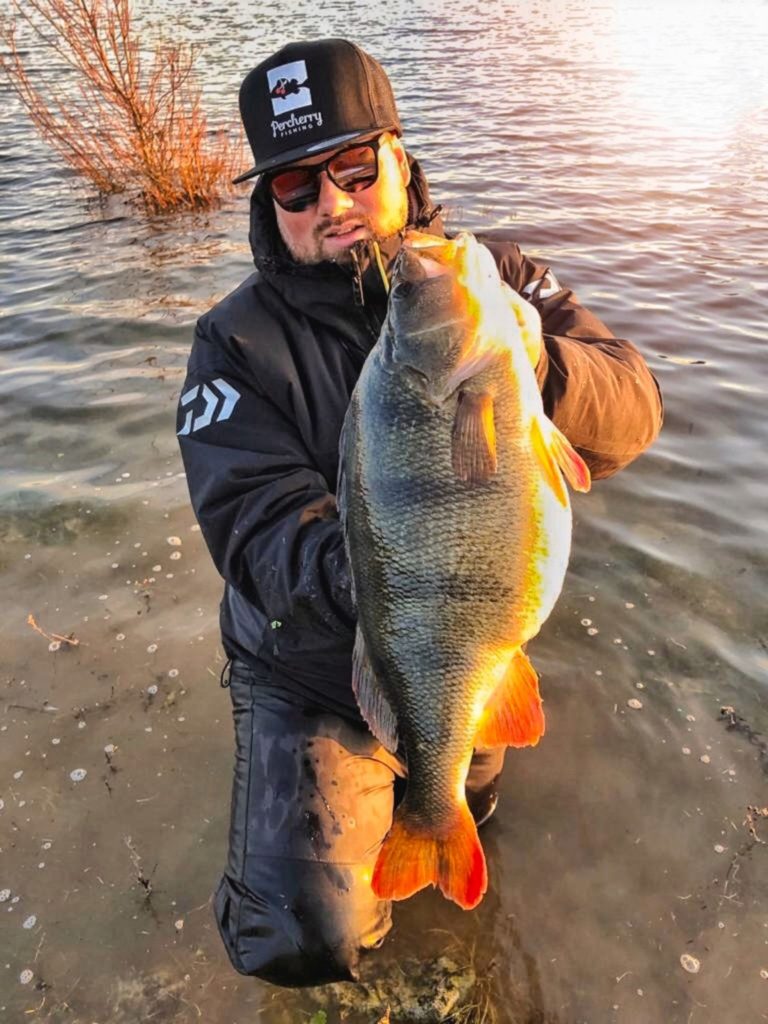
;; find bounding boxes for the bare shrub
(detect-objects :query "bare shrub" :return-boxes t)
[0,0,243,213]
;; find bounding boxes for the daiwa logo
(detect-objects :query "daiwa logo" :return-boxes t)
[177,379,240,436]
[268,60,312,115]
[522,271,560,301]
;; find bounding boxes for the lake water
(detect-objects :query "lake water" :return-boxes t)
[1,0,767,1021]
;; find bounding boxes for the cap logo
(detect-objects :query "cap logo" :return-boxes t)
[268,60,312,115]
[266,58,324,141]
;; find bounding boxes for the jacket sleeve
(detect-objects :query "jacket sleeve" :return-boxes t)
[176,323,355,638]
[490,241,663,479]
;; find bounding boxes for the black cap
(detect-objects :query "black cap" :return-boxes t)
[232,38,402,184]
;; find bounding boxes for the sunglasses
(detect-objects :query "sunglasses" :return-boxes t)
[266,135,385,213]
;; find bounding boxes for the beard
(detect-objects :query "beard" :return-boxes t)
[280,189,409,266]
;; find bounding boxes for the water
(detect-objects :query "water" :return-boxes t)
[1,0,767,1020]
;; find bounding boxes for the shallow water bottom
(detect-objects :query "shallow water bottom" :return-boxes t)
[1,486,767,1024]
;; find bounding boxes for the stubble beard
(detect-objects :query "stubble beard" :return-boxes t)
[283,191,409,266]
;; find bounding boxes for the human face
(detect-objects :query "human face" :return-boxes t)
[272,132,411,265]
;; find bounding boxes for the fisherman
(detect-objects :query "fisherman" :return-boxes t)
[177,38,663,987]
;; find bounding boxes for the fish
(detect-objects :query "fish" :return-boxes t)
[338,230,591,910]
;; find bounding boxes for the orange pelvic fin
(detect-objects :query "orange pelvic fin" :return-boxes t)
[530,415,568,507]
[474,648,545,749]
[531,416,591,504]
[372,800,487,910]
[548,422,591,493]
[452,391,497,484]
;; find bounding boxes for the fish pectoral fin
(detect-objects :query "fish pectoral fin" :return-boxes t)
[451,391,497,484]
[531,416,591,504]
[372,799,487,910]
[352,628,399,753]
[474,648,545,749]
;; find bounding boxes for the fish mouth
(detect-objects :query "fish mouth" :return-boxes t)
[396,247,451,283]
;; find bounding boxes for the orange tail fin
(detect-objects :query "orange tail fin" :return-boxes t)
[474,648,545,749]
[371,801,487,910]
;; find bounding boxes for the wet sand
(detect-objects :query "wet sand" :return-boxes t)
[2,476,767,1022]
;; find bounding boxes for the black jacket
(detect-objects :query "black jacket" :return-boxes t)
[177,157,662,717]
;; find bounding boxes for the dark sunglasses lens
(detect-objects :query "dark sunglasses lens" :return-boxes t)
[268,140,380,211]
[269,168,319,212]
[328,144,378,192]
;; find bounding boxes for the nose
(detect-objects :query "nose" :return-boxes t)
[315,171,355,217]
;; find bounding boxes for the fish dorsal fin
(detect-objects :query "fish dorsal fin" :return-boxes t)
[474,648,545,749]
[352,628,399,753]
[451,390,497,484]
[530,416,591,507]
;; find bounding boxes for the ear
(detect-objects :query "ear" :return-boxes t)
[390,134,411,188]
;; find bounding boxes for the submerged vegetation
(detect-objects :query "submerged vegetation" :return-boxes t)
[0,0,242,213]
[305,948,502,1024]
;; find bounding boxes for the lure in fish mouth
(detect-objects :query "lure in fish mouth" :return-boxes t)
[339,230,591,910]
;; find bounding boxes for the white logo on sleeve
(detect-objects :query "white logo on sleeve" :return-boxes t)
[521,271,561,301]
[268,60,312,115]
[177,379,241,436]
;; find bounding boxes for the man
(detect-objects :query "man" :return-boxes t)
[177,38,662,988]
